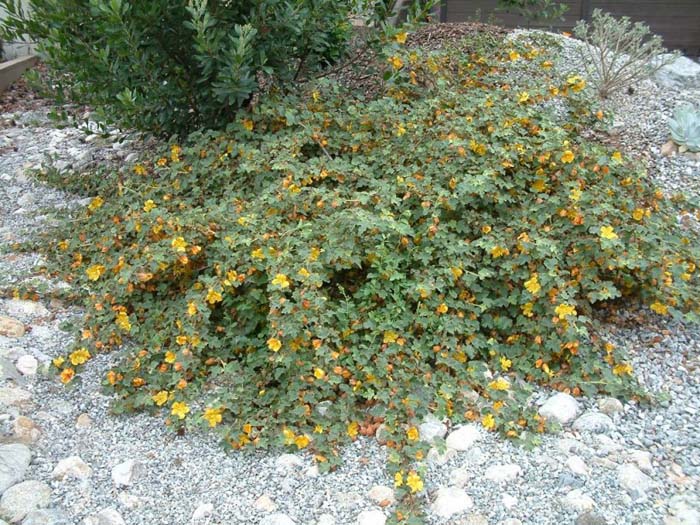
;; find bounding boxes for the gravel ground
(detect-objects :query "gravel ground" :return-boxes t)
[0,33,699,525]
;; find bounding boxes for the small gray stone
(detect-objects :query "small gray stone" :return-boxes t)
[0,480,51,523]
[445,425,482,451]
[627,450,653,474]
[431,487,474,518]
[0,388,31,409]
[573,412,615,434]
[275,454,304,471]
[356,510,386,525]
[567,455,588,477]
[617,464,653,499]
[14,355,37,376]
[375,424,390,445]
[367,485,395,506]
[75,414,92,429]
[316,515,336,525]
[191,503,214,521]
[426,446,456,466]
[597,397,623,416]
[52,456,92,481]
[20,509,71,525]
[449,467,470,488]
[0,443,31,494]
[111,460,141,487]
[484,464,522,483]
[666,493,700,525]
[539,393,579,425]
[419,414,447,443]
[3,299,48,318]
[13,416,40,444]
[253,495,277,513]
[82,508,125,525]
[575,512,608,525]
[259,514,297,525]
[561,489,595,513]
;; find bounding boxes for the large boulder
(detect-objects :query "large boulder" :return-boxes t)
[655,55,700,89]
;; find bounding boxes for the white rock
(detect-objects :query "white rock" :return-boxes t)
[52,456,92,480]
[82,508,126,525]
[573,412,615,434]
[191,503,214,521]
[111,459,141,487]
[3,299,49,318]
[21,508,70,525]
[502,493,518,509]
[419,414,447,443]
[426,446,456,466]
[0,317,24,338]
[628,450,653,474]
[484,464,522,483]
[375,424,390,445]
[617,463,653,498]
[597,397,623,415]
[305,465,320,478]
[499,520,523,525]
[15,355,37,376]
[666,494,700,525]
[275,454,304,470]
[449,467,470,487]
[445,424,482,451]
[356,510,386,525]
[560,489,595,512]
[566,455,588,477]
[431,487,474,518]
[556,438,583,455]
[594,434,623,455]
[13,416,41,444]
[368,485,395,506]
[539,393,579,425]
[0,443,31,494]
[117,493,142,510]
[254,495,278,512]
[259,513,297,525]
[0,387,31,409]
[0,480,51,522]
[316,515,336,525]
[655,55,700,89]
[76,414,93,429]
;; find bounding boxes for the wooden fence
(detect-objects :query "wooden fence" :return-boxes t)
[439,0,700,56]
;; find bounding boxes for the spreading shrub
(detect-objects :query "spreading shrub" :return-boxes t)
[42,35,698,522]
[0,0,355,135]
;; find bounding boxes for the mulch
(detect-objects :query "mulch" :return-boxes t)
[0,62,51,115]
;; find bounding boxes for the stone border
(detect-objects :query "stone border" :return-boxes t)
[0,54,38,93]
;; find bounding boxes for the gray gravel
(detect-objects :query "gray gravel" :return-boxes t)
[0,35,699,525]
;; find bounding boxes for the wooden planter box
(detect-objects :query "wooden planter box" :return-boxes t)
[0,54,38,93]
[440,0,700,56]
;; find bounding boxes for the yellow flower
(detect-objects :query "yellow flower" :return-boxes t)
[555,303,577,318]
[187,302,198,316]
[170,145,181,162]
[531,178,547,192]
[388,56,403,70]
[52,356,65,368]
[561,150,575,164]
[171,401,190,420]
[251,248,265,259]
[282,427,295,445]
[491,245,509,258]
[567,75,586,92]
[309,247,322,261]
[86,264,106,281]
[518,92,530,103]
[406,471,423,493]
[347,421,359,438]
[395,31,408,44]
[152,391,169,406]
[176,335,188,345]
[488,377,510,391]
[298,268,310,278]
[115,311,131,332]
[599,226,618,240]
[267,337,282,352]
[69,348,91,366]
[143,200,156,212]
[650,302,668,315]
[242,119,254,131]
[613,363,633,376]
[482,413,496,430]
[383,331,398,344]
[88,196,104,211]
[541,60,553,69]
[313,368,325,379]
[406,426,419,441]
[164,351,177,364]
[500,356,512,371]
[171,237,187,252]
[60,367,75,384]
[521,302,534,317]
[508,50,520,61]
[632,208,645,221]
[294,434,310,449]
[451,267,463,279]
[134,164,147,176]
[206,288,223,304]
[394,471,404,487]
[157,157,168,167]
[524,274,541,295]
[271,274,290,289]
[611,151,623,162]
[395,123,406,137]
[569,188,582,202]
[203,407,223,427]
[436,303,448,314]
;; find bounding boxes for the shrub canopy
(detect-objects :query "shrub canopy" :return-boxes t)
[43,35,699,522]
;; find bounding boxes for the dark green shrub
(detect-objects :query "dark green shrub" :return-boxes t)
[0,0,354,135]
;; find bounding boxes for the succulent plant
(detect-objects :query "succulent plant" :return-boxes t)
[669,104,700,152]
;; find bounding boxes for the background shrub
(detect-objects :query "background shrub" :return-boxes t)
[41,35,699,520]
[0,0,355,135]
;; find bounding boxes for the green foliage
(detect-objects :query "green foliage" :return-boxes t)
[670,104,700,153]
[573,9,679,99]
[42,36,699,522]
[0,0,354,135]
[496,0,568,23]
